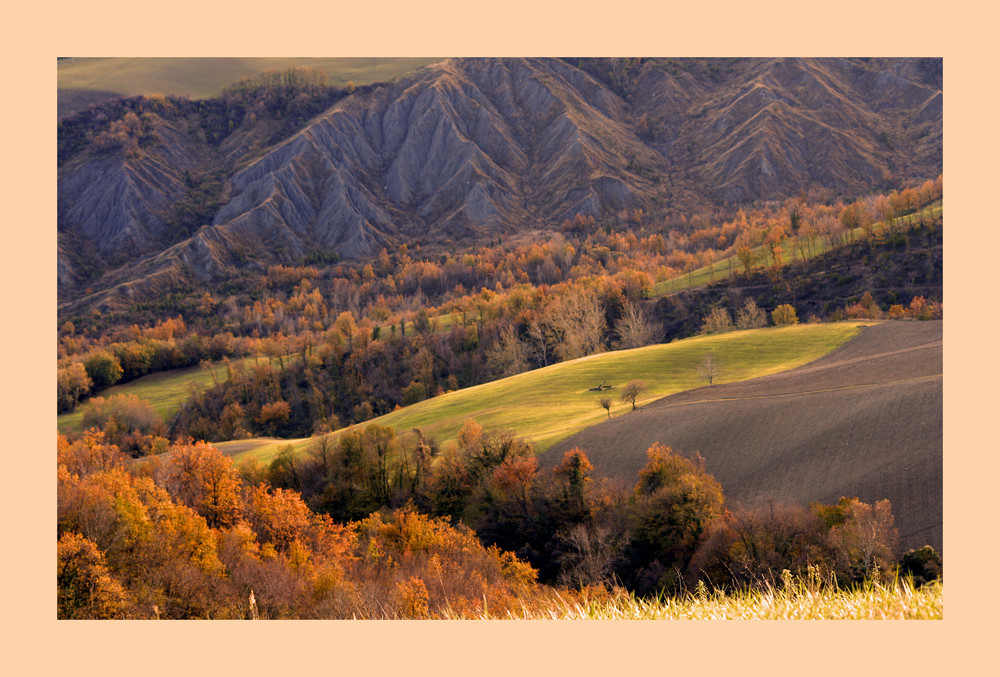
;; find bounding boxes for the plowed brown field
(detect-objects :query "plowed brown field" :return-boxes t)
[543,321,943,553]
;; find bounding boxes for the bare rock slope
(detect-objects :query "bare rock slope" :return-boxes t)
[57,58,942,309]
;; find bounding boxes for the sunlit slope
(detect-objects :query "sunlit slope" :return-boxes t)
[544,320,942,553]
[652,202,942,297]
[57,57,442,99]
[56,359,252,434]
[224,323,866,464]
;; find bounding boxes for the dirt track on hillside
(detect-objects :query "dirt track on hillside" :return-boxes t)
[543,321,943,553]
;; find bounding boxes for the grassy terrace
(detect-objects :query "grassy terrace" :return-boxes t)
[222,322,867,464]
[384,202,941,337]
[56,357,264,434]
[652,202,942,297]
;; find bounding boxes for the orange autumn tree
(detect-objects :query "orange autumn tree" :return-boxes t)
[57,430,547,619]
[141,440,243,529]
[353,508,538,618]
[57,532,132,619]
[814,496,899,582]
[556,448,594,518]
[57,463,228,618]
[623,443,726,595]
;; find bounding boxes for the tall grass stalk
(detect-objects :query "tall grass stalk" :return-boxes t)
[443,575,943,620]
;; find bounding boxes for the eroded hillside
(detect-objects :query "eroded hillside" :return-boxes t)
[57,57,942,312]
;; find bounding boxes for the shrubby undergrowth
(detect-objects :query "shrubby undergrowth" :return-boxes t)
[57,425,939,619]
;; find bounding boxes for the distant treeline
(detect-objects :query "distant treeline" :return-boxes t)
[58,67,373,165]
[59,189,943,441]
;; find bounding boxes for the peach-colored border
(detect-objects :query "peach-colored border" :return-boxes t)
[8,1,990,674]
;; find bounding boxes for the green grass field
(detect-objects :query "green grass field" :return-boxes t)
[652,202,943,297]
[387,203,941,337]
[57,57,442,101]
[224,322,867,464]
[56,357,262,434]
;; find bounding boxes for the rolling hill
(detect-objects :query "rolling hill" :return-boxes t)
[542,320,943,553]
[52,55,946,620]
[56,357,258,434]
[219,322,865,463]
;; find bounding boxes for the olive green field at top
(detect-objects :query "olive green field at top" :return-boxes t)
[57,57,444,114]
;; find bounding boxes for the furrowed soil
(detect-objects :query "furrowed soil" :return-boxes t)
[543,320,942,553]
[223,323,864,465]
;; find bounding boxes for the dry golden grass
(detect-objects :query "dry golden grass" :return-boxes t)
[452,574,943,620]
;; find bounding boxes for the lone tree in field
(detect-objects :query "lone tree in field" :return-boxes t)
[698,353,722,385]
[772,304,800,326]
[736,243,757,278]
[620,380,646,410]
[735,299,767,330]
[599,397,612,418]
[613,301,661,350]
[700,307,734,335]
